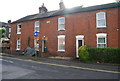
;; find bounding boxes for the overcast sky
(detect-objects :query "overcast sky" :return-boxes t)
[0,0,116,23]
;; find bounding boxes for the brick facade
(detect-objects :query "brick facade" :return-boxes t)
[10,3,120,57]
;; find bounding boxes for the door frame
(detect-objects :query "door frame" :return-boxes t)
[76,35,84,58]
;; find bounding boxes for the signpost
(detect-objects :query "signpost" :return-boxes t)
[34,32,39,59]
[34,32,39,37]
[33,32,48,57]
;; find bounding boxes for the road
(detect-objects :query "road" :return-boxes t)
[1,56,119,79]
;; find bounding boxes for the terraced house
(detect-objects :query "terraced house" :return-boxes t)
[10,1,120,58]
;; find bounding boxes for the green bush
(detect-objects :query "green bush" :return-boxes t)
[0,28,6,38]
[78,45,120,64]
[78,45,89,62]
[88,48,120,63]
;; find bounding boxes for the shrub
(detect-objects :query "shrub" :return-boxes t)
[78,45,120,64]
[88,48,120,63]
[78,45,89,62]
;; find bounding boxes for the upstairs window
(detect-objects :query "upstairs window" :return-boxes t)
[96,12,106,28]
[96,33,107,48]
[16,39,21,50]
[34,21,40,32]
[58,17,65,31]
[17,24,21,34]
[58,35,65,51]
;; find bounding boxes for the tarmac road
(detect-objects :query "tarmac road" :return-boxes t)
[1,56,119,79]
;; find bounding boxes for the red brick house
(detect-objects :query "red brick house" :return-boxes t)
[10,1,120,58]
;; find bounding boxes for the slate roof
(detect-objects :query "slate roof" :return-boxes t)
[12,2,120,23]
[0,22,9,27]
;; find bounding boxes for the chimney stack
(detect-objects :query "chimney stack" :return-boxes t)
[8,20,11,24]
[59,0,65,9]
[39,3,48,13]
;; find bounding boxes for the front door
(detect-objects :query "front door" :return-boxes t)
[76,35,84,57]
[78,40,83,48]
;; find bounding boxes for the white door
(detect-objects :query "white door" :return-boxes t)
[76,35,84,57]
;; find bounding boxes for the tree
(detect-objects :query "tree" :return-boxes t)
[0,27,6,43]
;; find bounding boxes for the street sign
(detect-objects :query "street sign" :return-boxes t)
[34,37,40,39]
[34,32,39,37]
[42,36,48,40]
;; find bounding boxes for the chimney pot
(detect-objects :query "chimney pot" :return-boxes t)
[59,0,65,9]
[39,3,48,13]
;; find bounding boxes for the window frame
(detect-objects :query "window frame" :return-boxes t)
[58,17,65,31]
[9,28,11,32]
[58,35,65,52]
[96,12,106,28]
[17,24,22,34]
[34,21,40,32]
[34,39,39,51]
[96,33,107,48]
[16,39,21,50]
[8,34,11,38]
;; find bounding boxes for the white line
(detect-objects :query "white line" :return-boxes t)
[2,59,14,64]
[9,61,14,63]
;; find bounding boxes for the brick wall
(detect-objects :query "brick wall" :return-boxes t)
[10,7,119,57]
[119,7,120,47]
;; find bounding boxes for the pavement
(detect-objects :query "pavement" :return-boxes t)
[1,53,120,73]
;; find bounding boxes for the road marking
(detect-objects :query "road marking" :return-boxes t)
[1,56,120,74]
[9,60,14,63]
[0,56,14,63]
[2,59,14,63]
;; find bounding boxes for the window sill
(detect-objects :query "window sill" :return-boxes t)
[58,29,65,31]
[58,50,65,52]
[34,31,40,32]
[96,26,106,28]
[17,33,21,34]
[97,45,107,48]
[16,49,20,50]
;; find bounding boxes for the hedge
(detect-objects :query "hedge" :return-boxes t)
[78,45,120,64]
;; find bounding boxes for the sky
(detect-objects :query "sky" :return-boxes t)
[0,0,117,23]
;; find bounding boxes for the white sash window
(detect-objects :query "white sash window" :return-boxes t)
[58,17,65,31]
[34,21,40,32]
[96,33,107,48]
[96,12,106,28]
[16,40,21,50]
[58,35,65,51]
[17,24,21,34]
